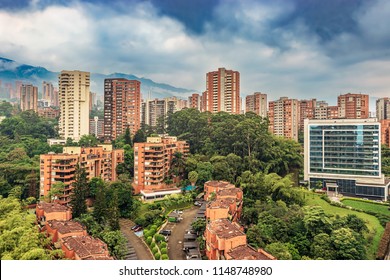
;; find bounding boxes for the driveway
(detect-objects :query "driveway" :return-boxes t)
[119,219,153,260]
[166,206,199,260]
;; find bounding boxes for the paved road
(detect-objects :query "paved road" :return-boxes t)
[167,206,199,260]
[119,219,153,260]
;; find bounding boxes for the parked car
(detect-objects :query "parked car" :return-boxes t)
[134,226,143,232]
[160,230,172,236]
[173,209,183,215]
[194,201,202,206]
[131,224,140,230]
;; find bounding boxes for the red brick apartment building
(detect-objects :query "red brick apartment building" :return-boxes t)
[104,78,141,141]
[36,202,72,222]
[133,136,189,194]
[338,93,369,119]
[62,236,113,260]
[40,145,124,205]
[188,93,202,111]
[268,97,300,141]
[245,92,267,117]
[206,185,243,222]
[203,68,240,114]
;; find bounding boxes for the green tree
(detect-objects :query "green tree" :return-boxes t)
[46,181,66,202]
[188,171,198,186]
[70,164,88,218]
[310,233,335,259]
[93,184,107,224]
[78,134,98,147]
[330,228,366,260]
[124,127,132,146]
[265,242,292,260]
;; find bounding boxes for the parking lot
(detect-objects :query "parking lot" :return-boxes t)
[163,206,199,260]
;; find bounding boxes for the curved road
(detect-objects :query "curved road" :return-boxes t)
[167,206,199,260]
[119,219,153,260]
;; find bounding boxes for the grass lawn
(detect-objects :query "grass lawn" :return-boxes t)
[342,199,390,217]
[305,193,384,259]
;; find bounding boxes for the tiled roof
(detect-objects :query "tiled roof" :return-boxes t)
[38,202,70,213]
[227,245,276,260]
[207,219,245,239]
[208,198,236,209]
[62,236,112,260]
[47,220,85,234]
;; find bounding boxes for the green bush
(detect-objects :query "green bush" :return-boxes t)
[159,242,167,248]
[146,236,153,245]
[154,252,161,260]
[161,254,169,260]
[155,234,165,243]
[150,225,158,232]
[152,246,159,255]
[150,242,156,249]
[160,248,167,254]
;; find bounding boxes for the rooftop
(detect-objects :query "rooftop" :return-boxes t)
[216,188,243,197]
[47,220,85,234]
[205,181,235,189]
[208,198,236,209]
[62,236,112,260]
[227,245,276,260]
[207,219,245,239]
[37,202,70,213]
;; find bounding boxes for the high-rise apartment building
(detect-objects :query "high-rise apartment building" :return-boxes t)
[304,118,389,201]
[42,81,58,106]
[245,92,267,117]
[104,79,141,142]
[133,136,189,195]
[376,98,390,121]
[203,68,240,114]
[20,84,38,112]
[338,93,369,119]
[268,97,300,141]
[141,97,186,127]
[188,93,202,111]
[299,99,316,131]
[89,116,104,139]
[40,145,124,205]
[58,70,90,141]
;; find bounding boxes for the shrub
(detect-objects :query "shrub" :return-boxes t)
[149,229,157,236]
[146,236,153,245]
[154,252,161,260]
[161,254,169,260]
[152,246,159,255]
[150,242,156,249]
[159,242,167,248]
[160,248,167,254]
[150,225,158,232]
[155,234,165,243]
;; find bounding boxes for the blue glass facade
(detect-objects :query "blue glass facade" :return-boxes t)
[309,124,380,177]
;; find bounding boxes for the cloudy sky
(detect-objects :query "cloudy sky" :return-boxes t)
[1,0,390,107]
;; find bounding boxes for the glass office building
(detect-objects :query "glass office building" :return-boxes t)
[304,119,389,200]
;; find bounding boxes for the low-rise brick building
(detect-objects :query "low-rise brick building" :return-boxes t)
[206,198,241,222]
[61,235,113,260]
[45,220,87,243]
[205,218,246,260]
[204,181,236,201]
[36,202,72,223]
[226,245,276,260]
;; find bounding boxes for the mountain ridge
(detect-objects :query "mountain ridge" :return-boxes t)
[0,57,197,99]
